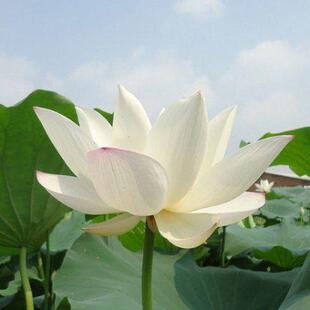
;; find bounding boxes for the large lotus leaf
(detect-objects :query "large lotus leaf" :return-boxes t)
[0,267,40,297]
[54,233,297,310]
[272,186,309,199]
[280,253,310,309]
[0,90,79,253]
[262,186,310,220]
[275,187,310,210]
[54,234,187,310]
[175,254,297,310]
[253,246,307,270]
[225,220,310,257]
[261,127,310,176]
[48,211,85,253]
[261,199,301,219]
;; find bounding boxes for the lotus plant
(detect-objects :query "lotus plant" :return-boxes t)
[34,86,292,310]
[255,179,275,193]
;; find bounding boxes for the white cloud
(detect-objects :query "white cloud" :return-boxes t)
[0,50,212,121]
[45,50,212,120]
[214,41,310,147]
[218,41,309,99]
[0,40,309,152]
[174,0,224,17]
[0,52,38,104]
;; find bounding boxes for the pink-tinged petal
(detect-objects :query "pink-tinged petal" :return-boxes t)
[76,106,112,147]
[148,92,208,206]
[112,85,151,152]
[83,213,141,236]
[155,210,218,249]
[172,135,293,212]
[36,171,116,215]
[34,107,96,178]
[194,192,265,226]
[87,147,168,216]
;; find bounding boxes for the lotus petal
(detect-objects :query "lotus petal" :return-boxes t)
[112,85,151,152]
[36,171,115,214]
[155,210,218,249]
[148,92,207,206]
[34,107,96,178]
[172,135,293,212]
[83,213,141,236]
[88,147,168,216]
[76,106,112,147]
[194,192,265,226]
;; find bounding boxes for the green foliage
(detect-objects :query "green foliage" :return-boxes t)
[0,247,19,257]
[175,254,297,310]
[261,127,310,176]
[0,90,77,253]
[239,140,250,148]
[262,199,301,219]
[225,220,310,257]
[54,234,299,310]
[95,108,113,125]
[280,254,310,309]
[253,247,306,270]
[262,187,310,221]
[226,187,310,263]
[0,273,21,297]
[272,186,310,200]
[54,234,187,310]
[0,267,40,297]
[118,221,145,252]
[48,212,86,253]
[119,221,179,254]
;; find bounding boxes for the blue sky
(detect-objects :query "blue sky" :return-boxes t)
[0,0,309,149]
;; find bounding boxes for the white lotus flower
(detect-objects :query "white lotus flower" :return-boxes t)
[255,179,274,193]
[35,86,293,248]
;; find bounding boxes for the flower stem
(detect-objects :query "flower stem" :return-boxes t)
[219,226,226,267]
[142,219,155,310]
[19,247,34,310]
[242,215,256,228]
[37,253,45,280]
[44,234,51,310]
